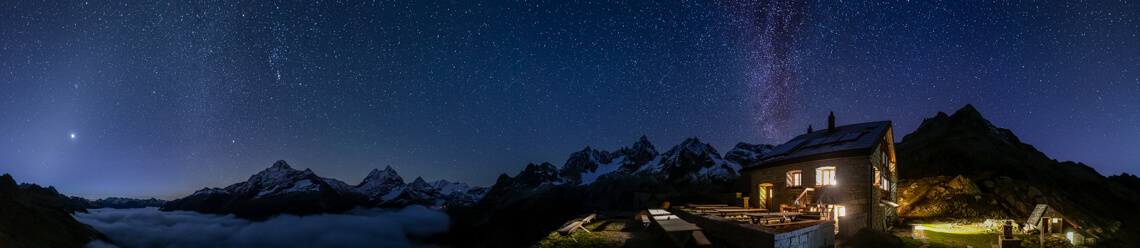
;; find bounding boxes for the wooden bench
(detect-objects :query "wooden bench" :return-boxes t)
[691,230,712,246]
[582,213,597,224]
[558,213,601,236]
[724,216,752,222]
[764,220,823,228]
[558,221,585,235]
[636,210,652,229]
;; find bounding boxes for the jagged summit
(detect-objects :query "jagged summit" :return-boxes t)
[620,135,659,169]
[664,137,719,158]
[270,160,293,171]
[630,136,655,153]
[518,163,560,184]
[361,165,403,186]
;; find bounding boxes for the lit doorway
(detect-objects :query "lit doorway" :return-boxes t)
[758,183,773,210]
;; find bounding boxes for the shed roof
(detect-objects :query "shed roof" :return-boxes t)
[741,121,892,171]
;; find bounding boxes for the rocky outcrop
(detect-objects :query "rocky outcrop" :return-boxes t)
[897,175,1009,219]
[0,174,107,247]
[897,104,1140,245]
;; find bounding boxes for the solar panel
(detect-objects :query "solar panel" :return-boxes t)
[838,132,863,142]
[804,137,827,147]
[766,139,805,157]
[822,135,843,144]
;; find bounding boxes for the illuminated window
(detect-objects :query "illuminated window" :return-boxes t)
[835,205,846,217]
[786,170,802,187]
[1052,218,1059,224]
[816,167,836,186]
[873,167,881,187]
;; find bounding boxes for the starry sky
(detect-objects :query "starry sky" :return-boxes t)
[2,0,1137,199]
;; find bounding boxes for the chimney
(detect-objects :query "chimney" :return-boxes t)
[807,125,813,133]
[828,112,835,132]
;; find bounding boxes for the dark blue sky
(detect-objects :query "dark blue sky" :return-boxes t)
[2,0,1136,199]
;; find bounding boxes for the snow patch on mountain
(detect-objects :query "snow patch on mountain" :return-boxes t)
[578,155,626,185]
[552,137,772,186]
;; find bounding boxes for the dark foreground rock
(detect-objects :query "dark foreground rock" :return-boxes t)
[0,174,107,247]
[897,104,1140,246]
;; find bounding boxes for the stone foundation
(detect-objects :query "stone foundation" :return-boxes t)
[673,208,835,248]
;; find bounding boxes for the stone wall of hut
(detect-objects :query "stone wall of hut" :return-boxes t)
[747,156,881,238]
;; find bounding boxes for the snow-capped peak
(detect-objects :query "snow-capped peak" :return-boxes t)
[191,187,229,196]
[360,166,404,187]
[358,166,406,199]
[269,160,293,171]
[430,179,472,194]
[227,160,321,195]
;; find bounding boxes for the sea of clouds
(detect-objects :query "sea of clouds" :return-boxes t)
[74,206,450,248]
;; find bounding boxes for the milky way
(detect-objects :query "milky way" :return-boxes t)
[728,1,810,140]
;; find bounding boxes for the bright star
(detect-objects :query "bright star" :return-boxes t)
[70,133,76,139]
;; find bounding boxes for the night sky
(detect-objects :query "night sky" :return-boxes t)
[2,1,1137,199]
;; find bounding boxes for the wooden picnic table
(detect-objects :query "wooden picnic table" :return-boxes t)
[712,208,768,217]
[657,219,702,247]
[746,212,804,224]
[689,204,729,207]
[648,209,671,216]
[694,205,740,209]
[652,215,681,221]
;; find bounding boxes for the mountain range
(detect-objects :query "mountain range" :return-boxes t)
[450,135,769,247]
[8,104,1136,247]
[67,196,167,209]
[159,160,487,220]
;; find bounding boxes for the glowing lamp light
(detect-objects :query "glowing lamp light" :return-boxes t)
[914,225,925,230]
[1067,232,1074,244]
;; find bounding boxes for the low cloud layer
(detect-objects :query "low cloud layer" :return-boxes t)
[74,206,449,248]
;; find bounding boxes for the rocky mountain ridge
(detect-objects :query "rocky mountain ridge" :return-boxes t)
[160,160,486,220]
[67,196,167,209]
[0,174,107,247]
[896,104,1140,246]
[451,135,771,247]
